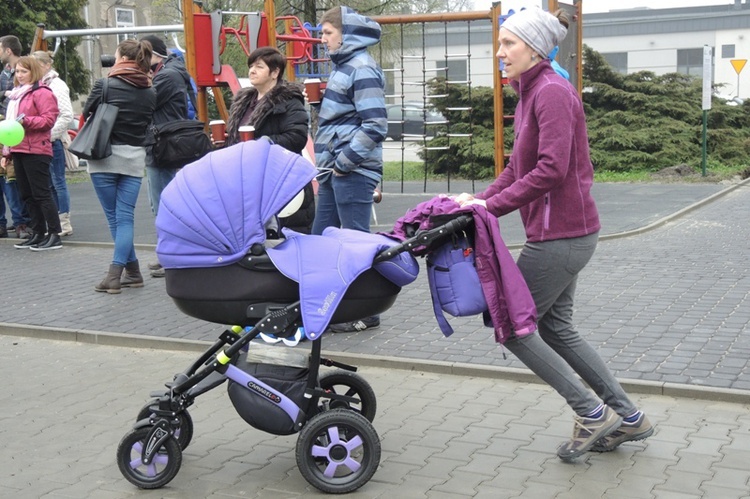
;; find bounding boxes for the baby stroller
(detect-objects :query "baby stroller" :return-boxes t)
[115,140,473,494]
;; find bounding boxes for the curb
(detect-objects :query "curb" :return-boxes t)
[3,322,749,405]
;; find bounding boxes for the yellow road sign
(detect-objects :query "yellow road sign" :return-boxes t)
[730,59,747,74]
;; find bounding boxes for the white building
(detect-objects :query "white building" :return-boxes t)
[586,0,750,99]
[392,1,750,103]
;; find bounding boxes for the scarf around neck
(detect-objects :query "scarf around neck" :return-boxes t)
[2,84,34,155]
[5,84,33,121]
[41,69,59,86]
[108,60,152,88]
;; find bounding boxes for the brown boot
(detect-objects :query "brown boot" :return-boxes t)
[121,260,144,288]
[95,264,124,294]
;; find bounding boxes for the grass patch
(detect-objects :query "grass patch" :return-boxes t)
[386,161,749,184]
[66,170,91,184]
[593,170,653,183]
[383,161,428,182]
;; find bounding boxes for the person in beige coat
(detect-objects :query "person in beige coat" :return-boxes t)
[33,51,74,236]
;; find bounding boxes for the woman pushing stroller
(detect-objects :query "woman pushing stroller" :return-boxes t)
[456,7,653,461]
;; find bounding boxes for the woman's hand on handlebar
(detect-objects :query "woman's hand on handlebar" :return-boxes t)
[454,192,486,208]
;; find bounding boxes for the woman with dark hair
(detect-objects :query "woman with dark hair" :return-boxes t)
[456,7,652,461]
[2,56,61,251]
[82,39,156,294]
[225,46,313,233]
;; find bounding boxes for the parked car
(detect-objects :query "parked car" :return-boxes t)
[386,103,446,141]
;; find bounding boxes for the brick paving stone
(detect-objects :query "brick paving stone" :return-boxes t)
[4,182,750,498]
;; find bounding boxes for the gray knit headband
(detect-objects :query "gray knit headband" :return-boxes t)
[501,7,567,59]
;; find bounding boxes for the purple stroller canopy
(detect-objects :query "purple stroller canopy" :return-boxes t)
[155,139,317,269]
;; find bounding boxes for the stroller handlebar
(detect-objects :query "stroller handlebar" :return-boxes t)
[373,214,474,264]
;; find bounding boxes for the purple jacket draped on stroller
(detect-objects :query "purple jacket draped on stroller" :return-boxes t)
[391,196,537,343]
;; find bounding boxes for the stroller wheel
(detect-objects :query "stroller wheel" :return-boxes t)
[318,370,377,422]
[136,402,194,450]
[117,427,182,489]
[295,409,380,494]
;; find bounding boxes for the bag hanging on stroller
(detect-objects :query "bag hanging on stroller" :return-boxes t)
[426,230,488,337]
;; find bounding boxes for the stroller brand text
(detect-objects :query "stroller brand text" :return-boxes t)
[317,291,338,315]
[247,381,282,403]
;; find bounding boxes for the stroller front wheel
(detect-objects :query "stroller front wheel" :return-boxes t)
[117,427,182,489]
[295,409,381,494]
[318,370,377,422]
[136,401,194,450]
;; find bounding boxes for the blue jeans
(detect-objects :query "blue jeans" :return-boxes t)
[312,173,378,235]
[0,176,30,227]
[145,164,178,217]
[90,173,141,266]
[49,140,70,213]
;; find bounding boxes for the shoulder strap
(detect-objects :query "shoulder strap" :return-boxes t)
[183,73,198,116]
[102,77,110,103]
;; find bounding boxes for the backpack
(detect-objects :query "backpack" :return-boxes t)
[151,118,213,169]
[150,71,212,169]
[426,231,488,337]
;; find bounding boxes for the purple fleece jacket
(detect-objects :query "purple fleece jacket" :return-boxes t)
[477,60,600,242]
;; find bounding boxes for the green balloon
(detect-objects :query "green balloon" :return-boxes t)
[0,119,25,147]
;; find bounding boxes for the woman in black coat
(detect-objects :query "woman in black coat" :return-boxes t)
[226,47,313,233]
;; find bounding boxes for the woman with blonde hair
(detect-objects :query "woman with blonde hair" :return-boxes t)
[1,56,61,251]
[32,50,74,236]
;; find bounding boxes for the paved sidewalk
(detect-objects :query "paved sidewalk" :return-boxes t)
[1,179,748,391]
[1,335,749,498]
[1,178,750,497]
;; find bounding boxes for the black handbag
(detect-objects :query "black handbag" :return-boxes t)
[69,78,118,160]
[151,119,213,169]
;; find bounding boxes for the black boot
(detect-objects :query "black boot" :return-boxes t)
[14,232,45,249]
[121,260,144,288]
[95,264,124,294]
[30,233,62,251]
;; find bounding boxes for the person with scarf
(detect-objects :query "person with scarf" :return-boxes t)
[224,46,312,233]
[32,50,74,237]
[456,7,652,461]
[2,56,61,251]
[311,6,388,333]
[81,39,156,294]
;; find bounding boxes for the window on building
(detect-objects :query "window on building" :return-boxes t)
[115,8,136,44]
[436,59,467,83]
[722,44,735,59]
[677,48,705,76]
[602,52,628,74]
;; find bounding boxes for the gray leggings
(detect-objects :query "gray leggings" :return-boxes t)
[503,232,637,417]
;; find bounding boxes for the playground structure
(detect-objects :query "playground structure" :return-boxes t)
[31,0,582,188]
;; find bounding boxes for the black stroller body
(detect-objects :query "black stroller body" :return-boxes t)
[115,141,473,493]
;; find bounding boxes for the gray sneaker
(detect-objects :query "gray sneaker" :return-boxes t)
[150,267,166,278]
[557,406,622,462]
[591,412,654,452]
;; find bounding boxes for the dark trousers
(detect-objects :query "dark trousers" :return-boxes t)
[13,153,61,234]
